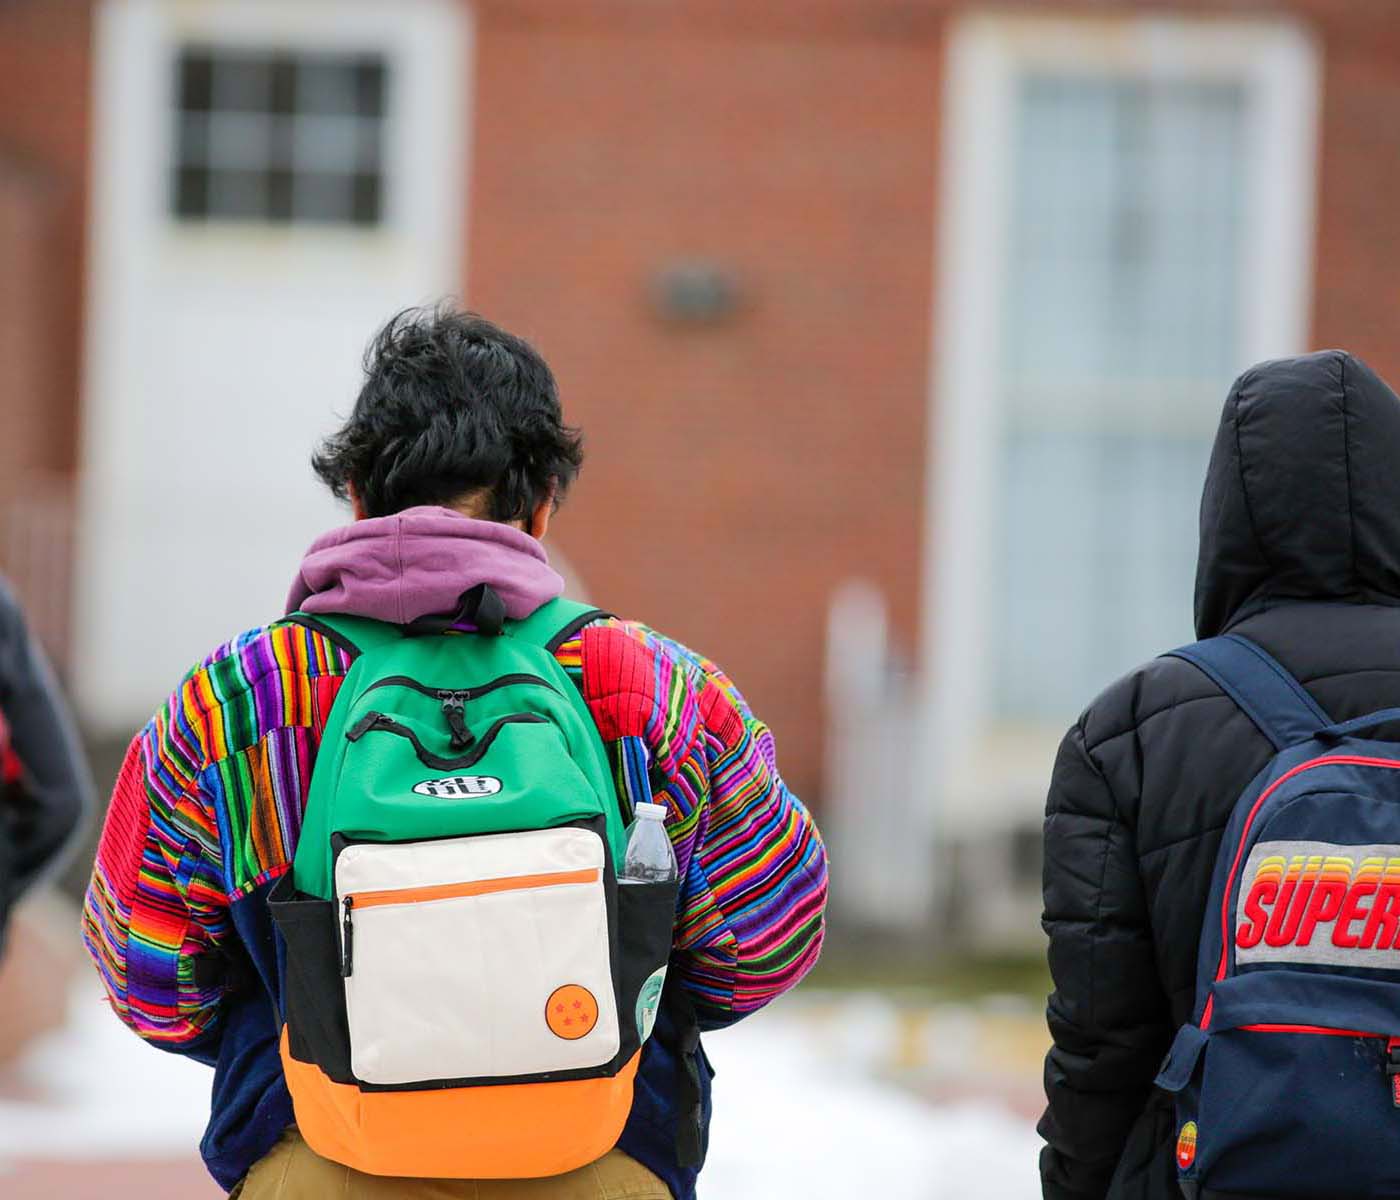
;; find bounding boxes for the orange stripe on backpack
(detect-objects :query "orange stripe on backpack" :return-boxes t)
[546,985,599,1040]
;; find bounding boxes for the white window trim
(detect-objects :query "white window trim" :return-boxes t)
[91,0,469,247]
[920,14,1321,832]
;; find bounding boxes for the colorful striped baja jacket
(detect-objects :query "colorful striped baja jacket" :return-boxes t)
[81,611,827,1195]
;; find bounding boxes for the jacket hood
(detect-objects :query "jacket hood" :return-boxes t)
[286,506,564,625]
[1195,350,1400,638]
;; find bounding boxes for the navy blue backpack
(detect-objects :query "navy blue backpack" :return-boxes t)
[1155,633,1400,1199]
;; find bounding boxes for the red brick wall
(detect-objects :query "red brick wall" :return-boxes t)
[0,165,56,485]
[1308,10,1400,383]
[7,0,1400,806]
[467,0,1400,803]
[468,3,943,797]
[0,0,93,480]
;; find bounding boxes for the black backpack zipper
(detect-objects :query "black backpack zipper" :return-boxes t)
[345,711,548,770]
[362,673,560,701]
[341,896,355,977]
[438,693,472,750]
[360,674,558,751]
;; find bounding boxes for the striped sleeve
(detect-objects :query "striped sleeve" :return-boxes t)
[81,661,229,1052]
[81,620,350,1052]
[566,621,828,1029]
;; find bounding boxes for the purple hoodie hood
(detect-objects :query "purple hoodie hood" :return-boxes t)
[286,506,564,625]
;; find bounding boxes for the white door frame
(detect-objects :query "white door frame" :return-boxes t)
[77,0,472,731]
[920,14,1320,834]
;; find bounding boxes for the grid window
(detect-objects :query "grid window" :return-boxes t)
[992,76,1248,721]
[171,46,387,226]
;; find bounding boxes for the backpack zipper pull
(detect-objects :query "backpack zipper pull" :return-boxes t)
[1387,1037,1400,1107]
[438,691,474,750]
[341,896,355,977]
[346,712,385,742]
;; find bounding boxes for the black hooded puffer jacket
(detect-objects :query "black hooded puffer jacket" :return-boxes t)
[1038,351,1400,1200]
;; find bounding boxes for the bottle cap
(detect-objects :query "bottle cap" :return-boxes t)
[634,802,668,820]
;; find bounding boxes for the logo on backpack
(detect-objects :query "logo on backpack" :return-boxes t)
[411,775,503,798]
[635,967,666,1042]
[546,984,600,1040]
[1176,1122,1198,1170]
[1235,839,1400,966]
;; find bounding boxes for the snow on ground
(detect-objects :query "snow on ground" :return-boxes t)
[0,984,1042,1198]
[703,994,1042,1199]
[0,984,212,1158]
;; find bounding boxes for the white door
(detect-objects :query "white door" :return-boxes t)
[76,0,470,731]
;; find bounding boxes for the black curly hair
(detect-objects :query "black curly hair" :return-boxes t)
[312,305,584,523]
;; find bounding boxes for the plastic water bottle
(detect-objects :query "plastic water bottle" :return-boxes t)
[620,802,677,884]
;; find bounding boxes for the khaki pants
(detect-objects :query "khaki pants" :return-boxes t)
[232,1129,670,1200]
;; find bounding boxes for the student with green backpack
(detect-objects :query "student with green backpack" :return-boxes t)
[81,307,828,1198]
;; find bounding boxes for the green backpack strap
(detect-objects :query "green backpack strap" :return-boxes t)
[284,611,401,659]
[506,597,612,652]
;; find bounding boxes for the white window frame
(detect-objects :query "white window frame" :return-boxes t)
[171,46,390,225]
[91,0,469,249]
[921,15,1320,833]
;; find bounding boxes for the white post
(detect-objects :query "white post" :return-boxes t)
[825,580,936,931]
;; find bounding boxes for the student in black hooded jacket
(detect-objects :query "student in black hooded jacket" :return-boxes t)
[0,574,91,953]
[1039,350,1400,1199]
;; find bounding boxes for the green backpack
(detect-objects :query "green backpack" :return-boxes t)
[268,587,678,1180]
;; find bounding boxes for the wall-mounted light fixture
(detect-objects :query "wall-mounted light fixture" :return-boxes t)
[649,260,742,325]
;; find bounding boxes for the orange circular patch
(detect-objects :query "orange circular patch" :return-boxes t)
[546,985,599,1040]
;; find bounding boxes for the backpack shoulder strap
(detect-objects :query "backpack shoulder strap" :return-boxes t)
[1163,633,1332,752]
[287,594,611,660]
[506,597,612,654]
[283,611,402,659]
